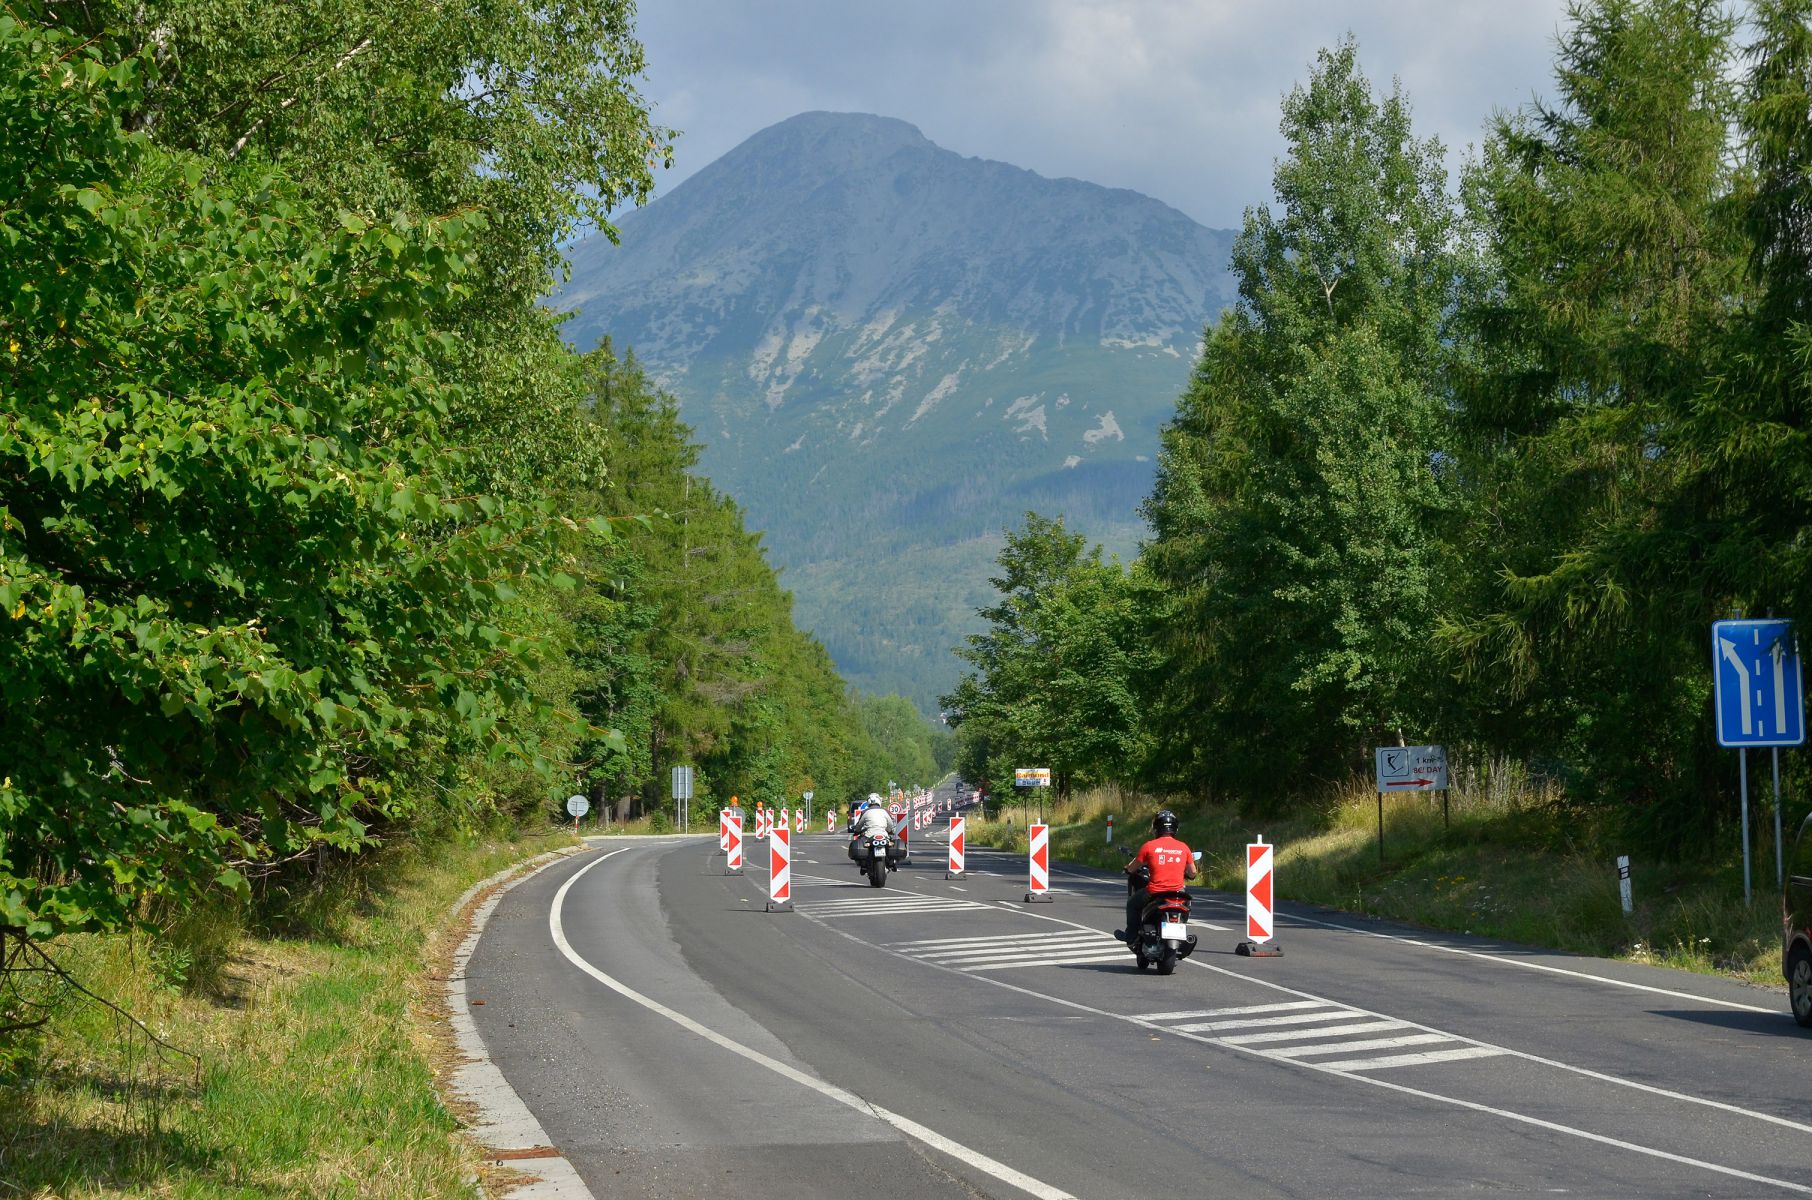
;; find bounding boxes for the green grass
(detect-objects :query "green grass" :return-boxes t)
[972,778,1788,984]
[0,828,576,1198]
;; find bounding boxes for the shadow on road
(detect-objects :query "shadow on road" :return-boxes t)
[1648,1007,1804,1038]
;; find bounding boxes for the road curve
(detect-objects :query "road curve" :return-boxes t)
[462,830,1810,1199]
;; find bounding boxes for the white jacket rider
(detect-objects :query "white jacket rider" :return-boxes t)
[851,795,891,839]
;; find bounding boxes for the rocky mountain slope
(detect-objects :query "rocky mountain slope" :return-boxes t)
[555,112,1236,711]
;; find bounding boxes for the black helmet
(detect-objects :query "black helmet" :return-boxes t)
[1152,810,1179,836]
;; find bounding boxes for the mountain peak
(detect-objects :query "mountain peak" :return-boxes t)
[553,114,1236,710]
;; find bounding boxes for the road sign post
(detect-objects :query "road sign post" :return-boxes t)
[671,765,694,832]
[803,789,814,827]
[565,794,589,836]
[1373,746,1448,862]
[1711,619,1804,904]
[1014,767,1051,824]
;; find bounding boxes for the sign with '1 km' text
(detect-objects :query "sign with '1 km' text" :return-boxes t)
[1374,745,1448,793]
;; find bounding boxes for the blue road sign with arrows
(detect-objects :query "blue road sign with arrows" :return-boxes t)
[1711,619,1804,747]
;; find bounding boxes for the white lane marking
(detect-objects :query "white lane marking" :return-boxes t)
[1172,1010,1363,1033]
[1220,1021,1408,1046]
[1134,1001,1325,1021]
[974,847,1779,1015]
[1268,1033,1451,1059]
[1176,953,1812,1135]
[895,930,1107,949]
[1271,910,1781,1015]
[801,904,990,918]
[801,912,1812,1195]
[950,886,968,892]
[948,851,1812,1133]
[1324,1046,1507,1072]
[550,849,1078,1200]
[962,955,1127,971]
[919,936,1107,959]
[924,947,1111,967]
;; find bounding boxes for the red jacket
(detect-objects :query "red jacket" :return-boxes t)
[1133,835,1195,892]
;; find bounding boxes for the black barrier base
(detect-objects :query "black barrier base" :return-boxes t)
[725,866,743,876]
[946,870,965,880]
[1236,940,1282,957]
[765,900,793,913]
[1023,891,1054,904]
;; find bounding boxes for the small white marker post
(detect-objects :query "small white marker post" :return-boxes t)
[1617,854,1633,915]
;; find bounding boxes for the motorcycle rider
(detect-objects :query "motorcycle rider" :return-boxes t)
[1117,810,1197,942]
[848,793,891,859]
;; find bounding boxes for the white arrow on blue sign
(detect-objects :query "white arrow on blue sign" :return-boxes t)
[1711,619,1804,747]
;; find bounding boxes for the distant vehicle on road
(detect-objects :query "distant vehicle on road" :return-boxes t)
[1786,813,1812,1028]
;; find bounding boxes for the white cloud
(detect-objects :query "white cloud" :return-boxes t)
[625,0,1572,229]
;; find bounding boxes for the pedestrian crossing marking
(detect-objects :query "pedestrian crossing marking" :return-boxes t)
[1219,1020,1406,1045]
[1138,1003,1506,1074]
[889,929,1126,972]
[796,894,993,917]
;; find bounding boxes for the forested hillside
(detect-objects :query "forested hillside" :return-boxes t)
[0,2,937,955]
[947,0,1812,856]
[554,112,1238,711]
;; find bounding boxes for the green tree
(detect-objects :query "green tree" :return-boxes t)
[945,514,1147,802]
[1140,38,1459,801]
[1446,0,1750,846]
[0,19,547,936]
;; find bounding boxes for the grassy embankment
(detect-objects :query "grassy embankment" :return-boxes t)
[0,829,578,1198]
[970,774,1792,985]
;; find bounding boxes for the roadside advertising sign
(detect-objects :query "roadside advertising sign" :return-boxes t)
[1374,746,1448,793]
[1014,767,1052,788]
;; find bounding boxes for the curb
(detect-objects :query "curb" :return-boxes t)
[444,845,595,1199]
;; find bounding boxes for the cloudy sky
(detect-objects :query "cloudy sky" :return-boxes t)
[626,0,1575,231]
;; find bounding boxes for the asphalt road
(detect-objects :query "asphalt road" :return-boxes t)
[465,812,1811,1198]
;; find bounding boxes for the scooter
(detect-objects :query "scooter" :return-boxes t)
[1120,849,1203,975]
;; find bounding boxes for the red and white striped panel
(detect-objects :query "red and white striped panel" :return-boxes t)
[768,825,791,906]
[793,807,804,834]
[1246,841,1274,943]
[719,809,731,853]
[948,816,965,875]
[1027,823,1050,895]
[725,814,743,872]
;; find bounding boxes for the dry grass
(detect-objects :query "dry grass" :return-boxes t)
[0,829,575,1198]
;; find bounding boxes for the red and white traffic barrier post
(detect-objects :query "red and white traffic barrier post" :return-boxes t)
[1024,822,1053,903]
[724,813,744,876]
[793,807,804,834]
[717,808,731,856]
[1236,835,1281,956]
[757,806,770,839]
[825,810,835,834]
[946,816,965,879]
[765,824,792,912]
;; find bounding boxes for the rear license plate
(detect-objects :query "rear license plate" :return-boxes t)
[1160,921,1187,940]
